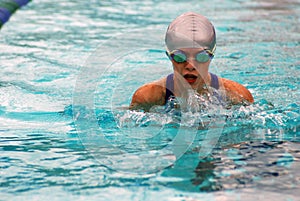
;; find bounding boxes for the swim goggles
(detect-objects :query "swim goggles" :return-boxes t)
[167,49,214,63]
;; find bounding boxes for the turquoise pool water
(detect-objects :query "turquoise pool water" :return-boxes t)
[1,0,299,200]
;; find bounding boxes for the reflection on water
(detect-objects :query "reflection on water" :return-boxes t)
[93,96,300,192]
[0,0,299,200]
[158,140,300,194]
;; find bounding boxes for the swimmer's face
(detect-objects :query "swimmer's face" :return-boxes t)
[170,48,211,89]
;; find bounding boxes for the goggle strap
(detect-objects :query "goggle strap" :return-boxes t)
[165,51,172,60]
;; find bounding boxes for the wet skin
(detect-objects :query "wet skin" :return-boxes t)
[130,48,254,111]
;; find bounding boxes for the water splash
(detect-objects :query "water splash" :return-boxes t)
[113,94,299,141]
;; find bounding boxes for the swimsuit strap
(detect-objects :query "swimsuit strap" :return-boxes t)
[209,72,219,89]
[165,73,174,104]
[209,72,224,103]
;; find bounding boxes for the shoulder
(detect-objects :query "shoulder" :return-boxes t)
[219,77,254,104]
[130,77,167,111]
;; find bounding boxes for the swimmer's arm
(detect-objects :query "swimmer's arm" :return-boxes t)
[129,83,165,112]
[220,78,254,104]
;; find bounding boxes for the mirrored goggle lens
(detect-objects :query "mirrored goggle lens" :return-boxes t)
[195,52,210,63]
[171,51,187,63]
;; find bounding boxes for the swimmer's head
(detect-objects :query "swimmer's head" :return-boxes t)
[165,12,216,54]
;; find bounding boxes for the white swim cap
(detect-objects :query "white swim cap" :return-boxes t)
[165,12,216,53]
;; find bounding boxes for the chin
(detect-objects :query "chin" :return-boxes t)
[189,82,198,89]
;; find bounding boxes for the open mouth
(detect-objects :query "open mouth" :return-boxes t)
[183,74,198,84]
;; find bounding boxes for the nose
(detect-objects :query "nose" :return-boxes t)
[185,58,197,71]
